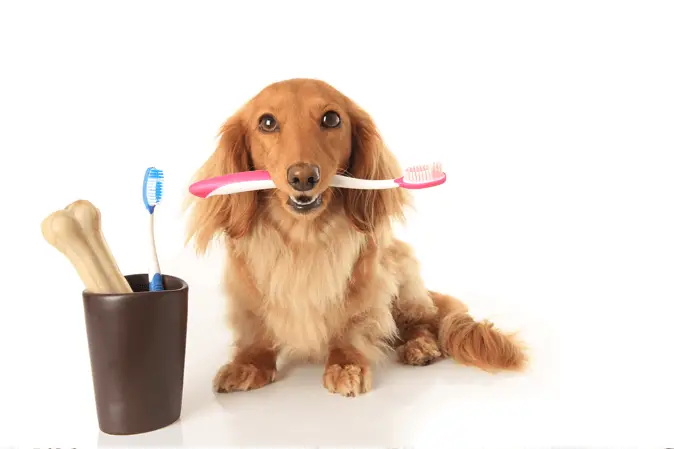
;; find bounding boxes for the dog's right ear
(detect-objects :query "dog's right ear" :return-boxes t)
[342,100,409,234]
[185,113,257,254]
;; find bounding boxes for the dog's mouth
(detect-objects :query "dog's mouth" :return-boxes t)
[287,194,323,214]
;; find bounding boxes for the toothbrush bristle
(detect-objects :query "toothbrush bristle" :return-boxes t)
[144,167,165,207]
[402,162,444,184]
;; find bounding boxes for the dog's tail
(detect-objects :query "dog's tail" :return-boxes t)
[430,291,527,372]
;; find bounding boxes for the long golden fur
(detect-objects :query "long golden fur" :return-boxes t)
[186,78,526,397]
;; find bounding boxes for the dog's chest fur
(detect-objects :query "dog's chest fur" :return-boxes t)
[234,214,367,357]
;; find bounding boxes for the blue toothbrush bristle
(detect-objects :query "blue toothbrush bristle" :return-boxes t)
[143,167,165,213]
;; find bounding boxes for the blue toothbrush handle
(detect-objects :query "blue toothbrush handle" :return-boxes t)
[150,272,164,291]
[148,213,164,291]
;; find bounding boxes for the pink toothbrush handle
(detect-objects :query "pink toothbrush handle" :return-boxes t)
[189,167,447,197]
[189,170,273,198]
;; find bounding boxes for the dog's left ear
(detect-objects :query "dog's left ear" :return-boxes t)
[185,112,258,254]
[342,101,409,234]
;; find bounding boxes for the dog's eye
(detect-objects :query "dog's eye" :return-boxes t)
[258,114,279,132]
[321,111,341,129]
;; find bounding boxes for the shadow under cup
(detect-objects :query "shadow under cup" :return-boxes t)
[82,274,189,436]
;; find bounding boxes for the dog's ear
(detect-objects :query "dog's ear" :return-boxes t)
[342,102,409,234]
[185,113,257,254]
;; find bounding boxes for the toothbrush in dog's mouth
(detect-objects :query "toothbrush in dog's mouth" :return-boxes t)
[188,162,446,199]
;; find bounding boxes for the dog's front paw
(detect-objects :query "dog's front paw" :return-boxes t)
[323,363,372,397]
[397,334,442,366]
[213,362,276,393]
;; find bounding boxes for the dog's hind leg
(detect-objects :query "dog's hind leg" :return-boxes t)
[388,239,444,366]
[388,239,526,372]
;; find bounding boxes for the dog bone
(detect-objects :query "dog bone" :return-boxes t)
[65,200,132,294]
[42,209,117,293]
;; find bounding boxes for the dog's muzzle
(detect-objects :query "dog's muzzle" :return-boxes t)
[287,194,323,213]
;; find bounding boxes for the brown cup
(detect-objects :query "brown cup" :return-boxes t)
[82,274,189,435]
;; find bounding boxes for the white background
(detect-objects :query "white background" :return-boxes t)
[1,1,673,448]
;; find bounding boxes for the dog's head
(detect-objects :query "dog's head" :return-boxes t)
[187,79,408,252]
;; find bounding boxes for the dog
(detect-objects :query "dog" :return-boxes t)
[185,78,526,397]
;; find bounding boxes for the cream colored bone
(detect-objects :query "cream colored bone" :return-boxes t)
[64,200,132,293]
[41,201,132,294]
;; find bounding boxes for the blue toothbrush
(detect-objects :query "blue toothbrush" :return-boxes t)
[143,167,164,291]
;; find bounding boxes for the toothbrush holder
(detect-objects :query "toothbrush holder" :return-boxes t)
[82,273,189,435]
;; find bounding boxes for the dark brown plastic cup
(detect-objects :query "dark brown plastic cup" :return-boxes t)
[82,274,189,435]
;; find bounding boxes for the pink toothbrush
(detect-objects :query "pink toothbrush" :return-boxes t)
[189,162,446,198]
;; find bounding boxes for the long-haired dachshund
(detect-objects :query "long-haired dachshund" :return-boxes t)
[186,78,526,397]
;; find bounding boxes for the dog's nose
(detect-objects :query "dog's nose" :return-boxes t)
[287,163,320,192]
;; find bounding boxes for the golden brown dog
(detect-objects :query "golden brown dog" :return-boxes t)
[186,78,526,397]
